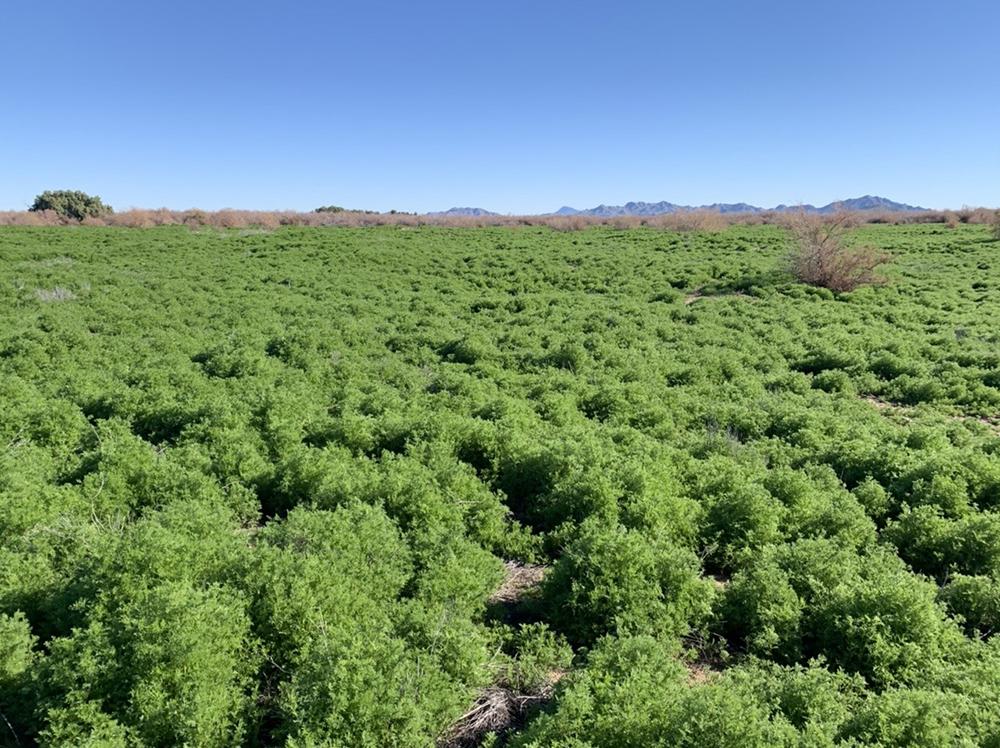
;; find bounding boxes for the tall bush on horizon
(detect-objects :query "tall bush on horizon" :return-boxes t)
[29,190,112,221]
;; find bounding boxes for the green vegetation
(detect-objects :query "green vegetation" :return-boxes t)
[1,222,999,746]
[28,191,112,221]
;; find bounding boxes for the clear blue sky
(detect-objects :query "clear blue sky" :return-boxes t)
[3,0,998,213]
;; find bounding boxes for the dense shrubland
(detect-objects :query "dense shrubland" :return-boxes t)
[1,206,998,230]
[1,223,1000,746]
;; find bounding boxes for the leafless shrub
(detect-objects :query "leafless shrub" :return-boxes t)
[0,209,65,226]
[785,211,891,292]
[991,210,1000,241]
[35,286,76,302]
[969,207,996,225]
[657,210,729,232]
[953,206,996,225]
[182,209,209,227]
[438,687,522,747]
[864,210,894,224]
[106,210,154,228]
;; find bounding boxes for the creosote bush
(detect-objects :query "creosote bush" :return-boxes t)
[786,211,892,292]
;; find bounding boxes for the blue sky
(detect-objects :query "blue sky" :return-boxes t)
[2,0,998,213]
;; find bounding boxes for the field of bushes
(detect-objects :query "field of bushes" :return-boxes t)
[2,223,1000,746]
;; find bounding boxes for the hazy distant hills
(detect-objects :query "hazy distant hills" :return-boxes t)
[437,196,927,217]
[429,207,499,217]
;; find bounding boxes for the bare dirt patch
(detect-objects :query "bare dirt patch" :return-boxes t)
[683,290,704,305]
[862,395,1000,433]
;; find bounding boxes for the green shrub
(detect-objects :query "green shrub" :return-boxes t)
[720,558,803,662]
[840,688,972,747]
[0,611,37,737]
[938,574,1000,636]
[542,521,714,646]
[696,460,785,568]
[852,477,891,520]
[885,507,1000,579]
[512,637,861,747]
[499,623,574,693]
[39,700,131,747]
[29,190,112,221]
[808,551,961,688]
[39,582,258,747]
[765,466,876,549]
[251,503,492,746]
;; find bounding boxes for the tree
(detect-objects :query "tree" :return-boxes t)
[29,190,112,221]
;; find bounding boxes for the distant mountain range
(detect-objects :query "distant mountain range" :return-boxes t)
[428,207,499,217]
[436,196,927,217]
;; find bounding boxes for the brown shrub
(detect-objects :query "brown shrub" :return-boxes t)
[969,207,996,225]
[952,207,996,225]
[991,210,1000,240]
[182,209,209,227]
[0,206,980,232]
[785,211,891,292]
[678,210,729,232]
[106,209,155,228]
[0,209,63,226]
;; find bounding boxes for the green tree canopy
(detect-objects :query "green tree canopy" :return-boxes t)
[29,190,112,220]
